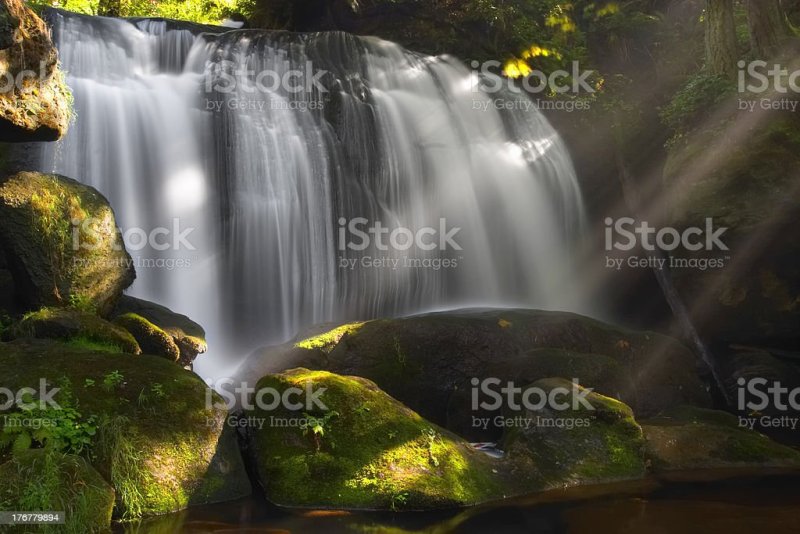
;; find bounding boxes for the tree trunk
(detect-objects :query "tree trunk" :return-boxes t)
[744,0,791,58]
[705,0,738,78]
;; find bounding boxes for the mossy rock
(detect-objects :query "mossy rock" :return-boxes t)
[248,368,505,510]
[642,406,800,476]
[114,312,180,362]
[0,450,114,533]
[6,306,140,354]
[501,377,647,488]
[0,0,72,141]
[113,295,206,366]
[0,172,135,317]
[0,340,252,518]
[240,309,710,436]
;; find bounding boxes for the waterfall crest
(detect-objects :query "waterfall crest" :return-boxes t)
[35,10,586,375]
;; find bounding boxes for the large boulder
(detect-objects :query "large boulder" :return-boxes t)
[0,0,72,141]
[112,295,207,366]
[239,309,711,438]
[0,172,135,316]
[247,368,506,510]
[501,378,647,489]
[5,306,141,354]
[642,406,800,479]
[0,340,252,518]
[0,450,115,532]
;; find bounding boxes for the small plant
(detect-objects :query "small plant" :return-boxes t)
[300,411,340,452]
[0,397,97,456]
[390,491,409,511]
[101,370,124,392]
[83,378,95,388]
[422,428,440,467]
[68,293,96,313]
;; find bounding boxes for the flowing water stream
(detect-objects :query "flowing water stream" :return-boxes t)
[34,10,587,377]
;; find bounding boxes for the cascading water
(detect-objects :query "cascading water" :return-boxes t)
[34,10,587,378]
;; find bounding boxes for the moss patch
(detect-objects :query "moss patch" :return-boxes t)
[249,368,505,510]
[0,340,251,519]
[0,172,135,316]
[114,312,180,361]
[8,306,140,354]
[502,377,646,488]
[642,406,800,472]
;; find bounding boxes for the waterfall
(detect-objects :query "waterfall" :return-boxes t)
[34,10,587,378]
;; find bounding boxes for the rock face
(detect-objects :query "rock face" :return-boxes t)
[0,341,252,519]
[240,309,711,439]
[0,172,135,316]
[502,378,647,488]
[664,117,800,353]
[642,406,800,477]
[0,0,72,141]
[247,368,505,510]
[0,450,115,532]
[113,295,207,366]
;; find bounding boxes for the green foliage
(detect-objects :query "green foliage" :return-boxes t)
[28,0,247,24]
[660,72,736,141]
[0,379,98,456]
[101,369,125,391]
[300,410,339,452]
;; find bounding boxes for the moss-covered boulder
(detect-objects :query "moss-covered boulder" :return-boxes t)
[114,312,180,362]
[113,295,207,366]
[642,406,800,478]
[247,368,505,510]
[6,306,141,353]
[0,0,72,141]
[0,172,135,316]
[0,450,114,533]
[0,340,252,518]
[240,309,710,438]
[502,378,647,489]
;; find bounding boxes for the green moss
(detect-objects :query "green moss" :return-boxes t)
[502,378,646,487]
[295,322,365,352]
[65,335,122,353]
[642,406,800,472]
[114,312,180,361]
[9,307,140,354]
[0,449,114,533]
[0,342,251,519]
[0,172,135,316]
[249,369,504,510]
